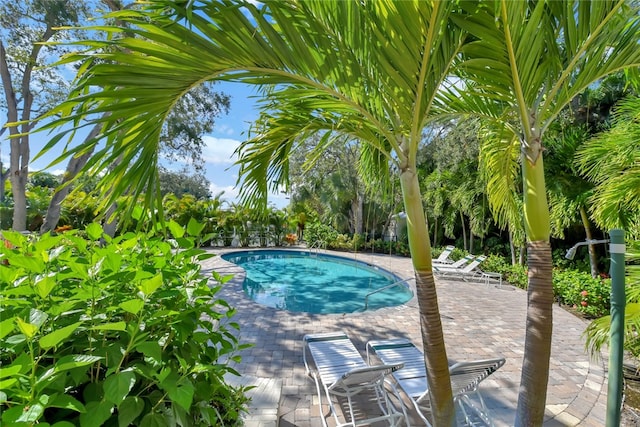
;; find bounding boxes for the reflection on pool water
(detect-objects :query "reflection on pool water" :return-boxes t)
[221,250,413,314]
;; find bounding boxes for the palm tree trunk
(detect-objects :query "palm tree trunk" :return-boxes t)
[432,216,438,246]
[516,153,553,426]
[509,227,517,265]
[579,205,599,278]
[399,166,454,427]
[516,240,554,426]
[460,211,467,251]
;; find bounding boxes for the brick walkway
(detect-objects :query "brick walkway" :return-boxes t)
[201,248,608,426]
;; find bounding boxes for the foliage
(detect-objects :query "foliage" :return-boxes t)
[159,167,212,199]
[304,222,339,248]
[0,222,250,426]
[576,96,640,239]
[552,270,611,318]
[584,239,640,357]
[480,254,528,289]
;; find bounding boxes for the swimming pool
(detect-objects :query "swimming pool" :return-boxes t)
[221,250,413,314]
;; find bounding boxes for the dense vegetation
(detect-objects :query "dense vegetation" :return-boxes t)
[0,219,250,426]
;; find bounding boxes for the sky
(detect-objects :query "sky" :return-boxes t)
[20,80,290,210]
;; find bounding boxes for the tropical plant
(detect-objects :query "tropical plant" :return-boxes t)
[39,2,467,422]
[584,240,640,357]
[445,2,640,423]
[0,220,250,426]
[576,96,640,238]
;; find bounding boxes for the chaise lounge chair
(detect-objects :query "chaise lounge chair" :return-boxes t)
[303,332,408,427]
[433,255,487,281]
[433,254,474,269]
[433,245,456,264]
[366,338,505,426]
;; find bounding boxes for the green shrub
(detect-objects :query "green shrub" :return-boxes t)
[475,254,528,289]
[553,269,611,318]
[305,222,339,248]
[0,220,250,426]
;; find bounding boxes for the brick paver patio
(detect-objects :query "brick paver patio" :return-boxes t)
[201,248,608,426]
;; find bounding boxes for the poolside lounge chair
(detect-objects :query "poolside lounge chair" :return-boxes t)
[366,338,505,426]
[303,332,408,427]
[433,254,474,269]
[433,255,487,281]
[433,245,456,264]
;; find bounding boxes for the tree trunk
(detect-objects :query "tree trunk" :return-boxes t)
[469,232,474,254]
[351,190,363,235]
[579,205,599,278]
[509,227,517,265]
[516,240,554,426]
[460,211,467,251]
[516,152,553,426]
[399,165,454,426]
[432,215,438,246]
[41,122,102,233]
[102,202,118,238]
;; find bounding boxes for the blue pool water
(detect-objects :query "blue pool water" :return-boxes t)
[221,250,413,314]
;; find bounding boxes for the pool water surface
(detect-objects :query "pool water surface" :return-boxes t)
[221,250,413,314]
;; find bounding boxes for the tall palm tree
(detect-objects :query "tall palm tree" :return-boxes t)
[445,2,640,424]
[40,2,465,423]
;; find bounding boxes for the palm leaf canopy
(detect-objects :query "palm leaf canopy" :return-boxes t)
[441,0,640,234]
[37,0,464,216]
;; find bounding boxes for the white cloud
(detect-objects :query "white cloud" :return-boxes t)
[215,124,235,136]
[202,136,241,165]
[209,182,239,203]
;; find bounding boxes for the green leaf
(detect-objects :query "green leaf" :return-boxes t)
[139,412,170,427]
[119,299,144,315]
[29,308,49,327]
[134,341,163,362]
[49,394,86,413]
[139,274,163,296]
[91,321,126,331]
[39,322,82,350]
[16,318,38,339]
[0,362,24,379]
[103,371,136,405]
[0,378,17,389]
[0,316,16,340]
[186,218,205,237]
[166,379,194,412]
[35,274,57,299]
[167,220,184,238]
[0,391,6,403]
[9,255,45,273]
[52,422,76,427]
[118,396,144,427]
[54,355,102,372]
[17,394,48,423]
[79,400,113,427]
[85,223,104,241]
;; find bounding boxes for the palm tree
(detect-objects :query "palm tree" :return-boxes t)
[579,95,640,357]
[41,1,465,423]
[445,2,640,424]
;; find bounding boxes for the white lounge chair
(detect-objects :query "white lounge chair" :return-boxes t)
[433,254,474,269]
[366,338,505,426]
[433,255,487,281]
[433,245,456,264]
[303,332,408,427]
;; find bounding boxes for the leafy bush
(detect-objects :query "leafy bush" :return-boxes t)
[304,222,339,248]
[0,220,250,426]
[477,254,528,289]
[553,269,611,318]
